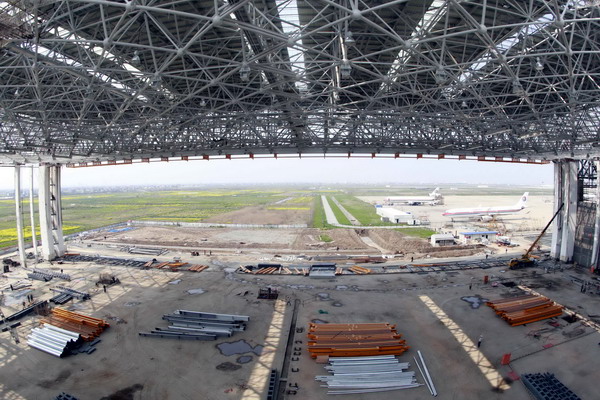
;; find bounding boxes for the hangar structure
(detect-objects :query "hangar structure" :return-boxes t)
[0,1,599,267]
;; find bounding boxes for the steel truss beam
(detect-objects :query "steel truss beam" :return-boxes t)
[1,0,600,164]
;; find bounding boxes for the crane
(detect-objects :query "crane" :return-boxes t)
[509,203,564,270]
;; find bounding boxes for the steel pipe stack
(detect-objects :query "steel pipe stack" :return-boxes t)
[32,268,71,281]
[316,356,421,395]
[27,324,81,357]
[140,310,249,340]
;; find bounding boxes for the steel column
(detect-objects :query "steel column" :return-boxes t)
[29,166,38,262]
[38,165,65,260]
[590,160,600,270]
[550,161,563,259]
[14,165,27,268]
[559,160,579,262]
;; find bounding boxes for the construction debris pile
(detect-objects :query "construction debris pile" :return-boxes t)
[522,373,581,400]
[29,309,110,357]
[308,323,409,358]
[486,294,563,326]
[316,355,420,395]
[139,310,249,340]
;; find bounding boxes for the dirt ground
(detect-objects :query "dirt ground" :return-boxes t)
[203,205,311,225]
[367,230,483,258]
[1,246,599,400]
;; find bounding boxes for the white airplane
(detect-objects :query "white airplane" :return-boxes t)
[385,188,443,206]
[443,192,529,221]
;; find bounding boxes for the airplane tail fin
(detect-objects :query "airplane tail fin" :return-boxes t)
[430,187,441,198]
[516,192,529,208]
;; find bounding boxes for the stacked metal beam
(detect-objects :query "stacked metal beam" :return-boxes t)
[522,373,581,400]
[486,294,563,326]
[316,356,420,394]
[140,310,249,340]
[308,323,409,358]
[41,308,110,341]
[32,268,71,281]
[50,286,90,300]
[27,324,81,357]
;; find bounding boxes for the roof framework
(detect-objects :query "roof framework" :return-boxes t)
[1,0,600,164]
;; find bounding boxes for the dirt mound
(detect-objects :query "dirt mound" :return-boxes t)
[292,228,371,251]
[367,230,430,253]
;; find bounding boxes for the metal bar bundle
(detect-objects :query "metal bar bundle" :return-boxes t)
[27,324,81,357]
[32,268,71,281]
[41,308,110,341]
[316,355,421,395]
[414,350,437,397]
[50,286,90,300]
[141,310,250,340]
[6,300,48,321]
[486,294,563,326]
[28,272,53,281]
[308,323,409,358]
[50,293,73,304]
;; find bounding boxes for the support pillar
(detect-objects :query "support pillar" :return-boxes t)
[38,165,65,260]
[29,166,38,262]
[560,160,579,262]
[550,162,564,259]
[590,160,600,270]
[14,165,27,268]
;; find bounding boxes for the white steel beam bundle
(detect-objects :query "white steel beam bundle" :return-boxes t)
[316,355,421,395]
[1,1,600,164]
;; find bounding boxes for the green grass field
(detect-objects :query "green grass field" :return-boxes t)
[327,197,352,225]
[334,194,395,226]
[397,227,437,239]
[0,189,290,249]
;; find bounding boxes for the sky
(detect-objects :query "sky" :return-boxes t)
[0,157,554,190]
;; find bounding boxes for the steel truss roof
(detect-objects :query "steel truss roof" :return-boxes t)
[1,0,600,164]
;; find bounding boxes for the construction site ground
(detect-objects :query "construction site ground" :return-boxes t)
[1,242,599,400]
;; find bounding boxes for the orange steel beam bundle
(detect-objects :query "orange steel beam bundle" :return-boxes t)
[308,333,402,341]
[310,323,394,329]
[486,294,537,307]
[309,340,407,348]
[52,308,110,328]
[489,297,550,311]
[497,301,553,315]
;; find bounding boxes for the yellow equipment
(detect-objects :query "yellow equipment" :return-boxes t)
[509,203,564,270]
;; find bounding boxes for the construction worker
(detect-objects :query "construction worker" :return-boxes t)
[477,334,484,348]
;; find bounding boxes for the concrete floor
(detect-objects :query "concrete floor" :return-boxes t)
[1,247,598,400]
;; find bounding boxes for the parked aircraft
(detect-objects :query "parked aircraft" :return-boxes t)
[442,193,529,221]
[385,188,443,205]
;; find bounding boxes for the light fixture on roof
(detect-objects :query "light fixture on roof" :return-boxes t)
[534,57,544,71]
[512,80,524,96]
[340,61,352,79]
[344,31,355,46]
[200,99,206,107]
[131,51,140,66]
[435,67,448,85]
[240,63,250,82]
[461,100,468,108]
[150,73,162,88]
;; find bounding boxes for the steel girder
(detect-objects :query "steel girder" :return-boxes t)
[1,0,600,164]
